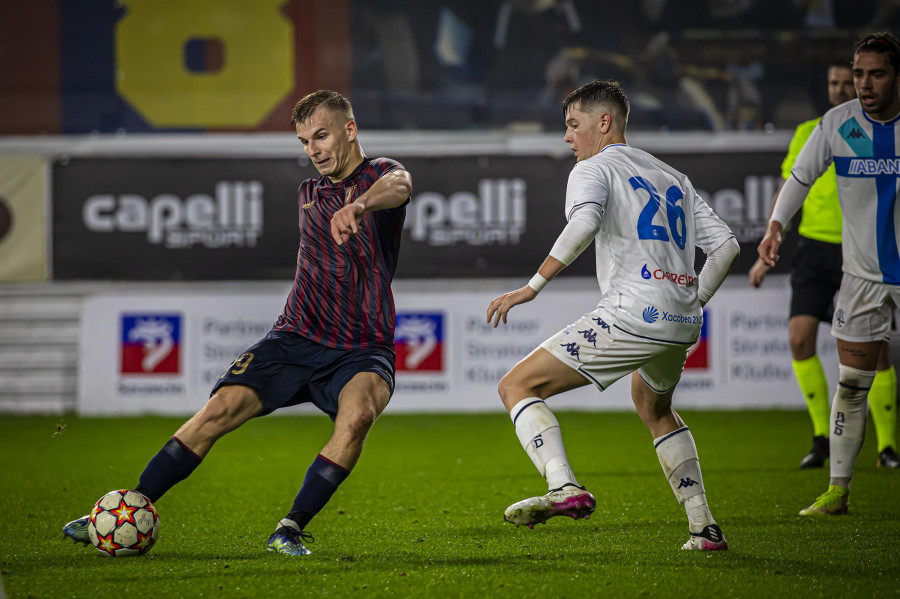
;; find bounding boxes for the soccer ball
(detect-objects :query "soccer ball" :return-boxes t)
[87,489,160,556]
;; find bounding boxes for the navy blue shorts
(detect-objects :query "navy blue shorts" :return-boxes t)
[211,331,395,420]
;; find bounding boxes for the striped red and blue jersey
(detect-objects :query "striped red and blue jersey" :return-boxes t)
[272,157,408,350]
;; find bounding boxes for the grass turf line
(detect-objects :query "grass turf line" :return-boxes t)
[1,411,899,598]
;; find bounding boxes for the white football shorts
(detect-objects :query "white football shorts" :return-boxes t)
[831,272,900,343]
[540,307,693,394]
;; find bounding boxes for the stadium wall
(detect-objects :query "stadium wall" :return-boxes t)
[4,130,794,282]
[0,130,818,414]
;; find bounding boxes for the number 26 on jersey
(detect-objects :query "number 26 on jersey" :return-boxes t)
[630,176,686,251]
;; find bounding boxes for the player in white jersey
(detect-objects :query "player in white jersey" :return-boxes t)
[486,80,740,550]
[759,32,900,516]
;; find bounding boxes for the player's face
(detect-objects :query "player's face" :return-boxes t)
[827,66,855,107]
[295,106,358,180]
[853,51,900,120]
[563,104,604,162]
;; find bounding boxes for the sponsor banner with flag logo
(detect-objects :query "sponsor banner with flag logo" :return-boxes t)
[77,281,837,415]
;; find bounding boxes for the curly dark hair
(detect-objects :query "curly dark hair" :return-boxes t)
[854,32,900,73]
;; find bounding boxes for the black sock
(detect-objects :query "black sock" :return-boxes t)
[285,455,350,530]
[135,437,202,503]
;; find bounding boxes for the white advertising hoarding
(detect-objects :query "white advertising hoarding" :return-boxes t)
[78,283,838,415]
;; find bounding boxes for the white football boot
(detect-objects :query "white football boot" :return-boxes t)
[681,524,728,551]
[504,484,596,528]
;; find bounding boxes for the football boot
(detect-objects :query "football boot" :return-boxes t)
[62,515,91,545]
[681,524,728,551]
[503,484,596,528]
[800,436,829,469]
[799,485,849,516]
[877,446,900,468]
[267,525,314,556]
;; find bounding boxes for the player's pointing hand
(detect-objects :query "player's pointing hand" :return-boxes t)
[330,202,365,245]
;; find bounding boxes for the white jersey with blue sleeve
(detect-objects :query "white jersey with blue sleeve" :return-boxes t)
[784,100,900,284]
[566,144,735,344]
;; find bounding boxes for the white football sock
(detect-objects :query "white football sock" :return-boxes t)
[278,518,300,533]
[654,426,713,533]
[830,365,875,481]
[510,398,579,490]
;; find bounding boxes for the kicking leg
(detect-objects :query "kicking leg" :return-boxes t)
[138,384,263,501]
[498,348,595,527]
[631,373,726,551]
[269,372,390,556]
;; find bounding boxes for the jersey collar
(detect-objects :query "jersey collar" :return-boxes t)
[861,107,900,127]
[322,157,370,189]
[600,143,628,153]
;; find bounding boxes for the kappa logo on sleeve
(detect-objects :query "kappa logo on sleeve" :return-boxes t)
[120,314,182,374]
[395,313,444,372]
[685,310,709,370]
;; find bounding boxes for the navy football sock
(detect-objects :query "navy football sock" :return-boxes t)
[135,437,202,503]
[285,455,350,530]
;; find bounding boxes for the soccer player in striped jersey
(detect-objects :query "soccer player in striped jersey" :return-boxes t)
[487,80,739,550]
[760,32,900,516]
[63,90,413,555]
[750,59,900,470]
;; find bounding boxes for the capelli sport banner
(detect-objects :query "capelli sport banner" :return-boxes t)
[52,151,787,280]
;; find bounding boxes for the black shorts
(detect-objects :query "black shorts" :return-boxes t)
[211,331,395,420]
[789,235,843,322]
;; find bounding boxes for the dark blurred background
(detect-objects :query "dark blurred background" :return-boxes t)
[3,0,894,135]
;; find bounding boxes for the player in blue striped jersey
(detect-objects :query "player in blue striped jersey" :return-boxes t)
[487,80,739,550]
[760,33,900,516]
[63,90,413,555]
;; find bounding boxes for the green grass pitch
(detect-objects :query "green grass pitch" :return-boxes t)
[1,410,899,598]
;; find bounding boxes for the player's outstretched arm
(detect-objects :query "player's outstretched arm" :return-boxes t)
[760,118,830,264]
[330,169,413,245]
[487,206,600,327]
[759,170,815,267]
[487,256,566,327]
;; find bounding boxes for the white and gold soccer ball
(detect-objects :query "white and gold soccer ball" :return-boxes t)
[87,489,160,556]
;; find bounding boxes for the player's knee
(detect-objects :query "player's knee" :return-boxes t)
[498,371,529,404]
[340,396,380,437]
[788,331,815,360]
[837,364,876,405]
[497,373,513,401]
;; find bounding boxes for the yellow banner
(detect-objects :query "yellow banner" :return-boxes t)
[0,155,49,282]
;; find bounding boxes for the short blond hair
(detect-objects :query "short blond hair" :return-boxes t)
[291,90,354,127]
